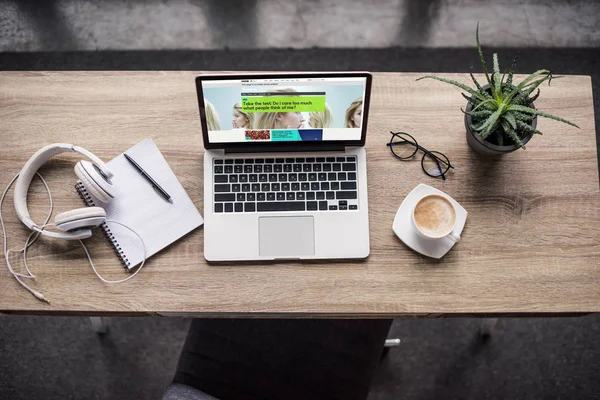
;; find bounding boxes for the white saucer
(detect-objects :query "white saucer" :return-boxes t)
[392,184,467,259]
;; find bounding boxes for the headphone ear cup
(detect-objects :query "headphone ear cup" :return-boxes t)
[54,207,106,232]
[75,161,115,204]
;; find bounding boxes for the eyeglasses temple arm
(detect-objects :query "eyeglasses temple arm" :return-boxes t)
[433,157,446,180]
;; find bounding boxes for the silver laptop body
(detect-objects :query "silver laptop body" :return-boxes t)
[196,72,372,261]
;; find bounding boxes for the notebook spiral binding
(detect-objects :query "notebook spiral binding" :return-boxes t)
[75,182,131,269]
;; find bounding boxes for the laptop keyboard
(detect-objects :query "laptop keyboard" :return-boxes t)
[213,156,359,213]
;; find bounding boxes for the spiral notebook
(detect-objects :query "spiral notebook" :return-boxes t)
[76,137,203,270]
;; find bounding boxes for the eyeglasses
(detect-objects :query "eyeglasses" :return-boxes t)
[386,131,454,180]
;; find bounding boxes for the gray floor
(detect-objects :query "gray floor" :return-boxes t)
[1,0,599,51]
[2,1,600,399]
[372,316,600,400]
[2,316,600,400]
[0,316,190,400]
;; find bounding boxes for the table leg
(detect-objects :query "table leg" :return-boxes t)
[381,336,401,360]
[89,317,108,335]
[480,318,498,338]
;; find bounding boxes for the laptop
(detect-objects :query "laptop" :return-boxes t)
[196,72,372,261]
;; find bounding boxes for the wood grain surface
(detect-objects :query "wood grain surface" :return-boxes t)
[0,71,598,316]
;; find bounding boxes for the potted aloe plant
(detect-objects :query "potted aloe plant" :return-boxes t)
[417,24,579,155]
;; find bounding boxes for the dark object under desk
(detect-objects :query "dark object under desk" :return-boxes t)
[172,319,393,400]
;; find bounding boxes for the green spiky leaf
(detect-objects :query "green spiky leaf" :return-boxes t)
[502,121,525,149]
[477,103,506,139]
[461,92,475,104]
[517,120,543,135]
[505,111,517,130]
[462,109,493,119]
[492,53,502,100]
[505,70,552,103]
[472,98,497,112]
[469,68,484,92]
[501,66,509,87]
[514,112,536,123]
[461,93,494,110]
[513,76,551,105]
[508,104,580,128]
[493,53,500,75]
[506,52,519,87]
[528,89,541,104]
[476,22,492,88]
[416,76,487,102]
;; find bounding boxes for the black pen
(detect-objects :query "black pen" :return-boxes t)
[123,153,173,203]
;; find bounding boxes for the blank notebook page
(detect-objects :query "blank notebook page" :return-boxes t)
[94,137,203,269]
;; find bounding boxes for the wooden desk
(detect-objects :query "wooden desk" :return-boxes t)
[0,72,598,316]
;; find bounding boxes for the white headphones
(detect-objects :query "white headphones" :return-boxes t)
[14,143,116,240]
[2,143,147,304]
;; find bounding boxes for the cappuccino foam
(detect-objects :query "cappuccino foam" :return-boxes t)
[414,195,456,237]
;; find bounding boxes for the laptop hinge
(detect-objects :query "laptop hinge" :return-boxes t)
[224,144,345,154]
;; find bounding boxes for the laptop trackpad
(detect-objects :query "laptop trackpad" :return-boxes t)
[259,216,315,257]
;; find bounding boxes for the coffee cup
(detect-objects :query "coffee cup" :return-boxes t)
[412,193,461,242]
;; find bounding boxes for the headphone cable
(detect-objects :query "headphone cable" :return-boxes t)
[1,173,53,302]
[2,172,147,303]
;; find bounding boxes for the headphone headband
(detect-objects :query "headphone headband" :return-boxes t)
[14,144,113,238]
[71,145,113,179]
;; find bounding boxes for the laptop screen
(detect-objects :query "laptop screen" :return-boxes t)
[198,74,369,145]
